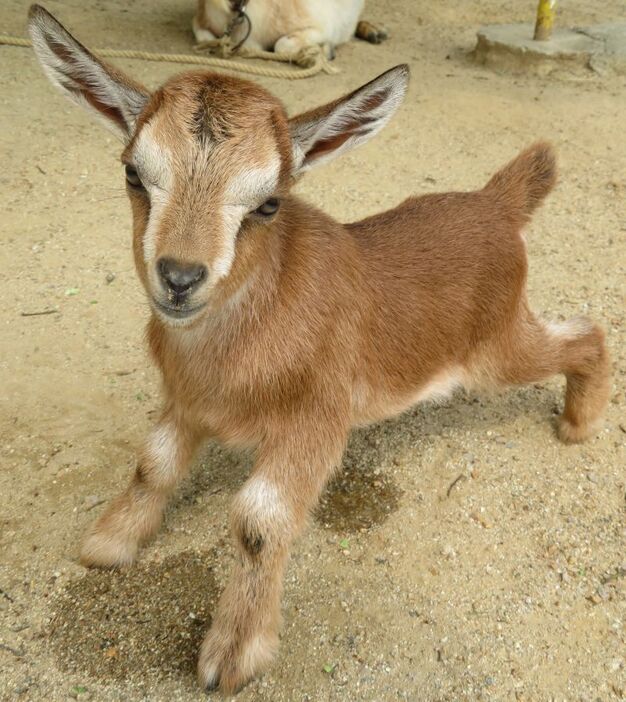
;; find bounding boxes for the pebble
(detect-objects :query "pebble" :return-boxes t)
[105,272,116,284]
[442,545,457,559]
[13,678,33,695]
[470,511,494,529]
[596,585,610,601]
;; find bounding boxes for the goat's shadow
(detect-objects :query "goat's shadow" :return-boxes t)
[50,550,218,686]
[175,383,561,532]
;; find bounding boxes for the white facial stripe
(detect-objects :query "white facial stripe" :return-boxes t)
[213,204,246,281]
[225,154,281,205]
[132,123,173,264]
[133,122,172,192]
[212,154,282,281]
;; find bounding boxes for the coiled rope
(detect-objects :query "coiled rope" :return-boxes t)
[0,33,339,80]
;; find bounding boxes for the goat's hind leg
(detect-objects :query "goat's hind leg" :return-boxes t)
[80,408,200,567]
[494,314,610,443]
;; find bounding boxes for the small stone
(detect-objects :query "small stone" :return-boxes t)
[596,585,610,601]
[13,678,33,695]
[105,272,116,284]
[470,511,494,529]
[442,545,457,559]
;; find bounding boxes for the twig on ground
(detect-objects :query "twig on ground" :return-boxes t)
[446,474,466,497]
[20,309,59,317]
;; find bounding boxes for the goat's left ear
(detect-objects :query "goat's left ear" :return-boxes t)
[288,64,409,175]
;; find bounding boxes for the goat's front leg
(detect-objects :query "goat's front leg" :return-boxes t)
[80,407,200,568]
[198,421,347,694]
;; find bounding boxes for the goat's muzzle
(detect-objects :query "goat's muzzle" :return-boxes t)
[153,257,208,322]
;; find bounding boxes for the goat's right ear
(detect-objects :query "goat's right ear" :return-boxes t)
[28,4,150,141]
[288,64,409,175]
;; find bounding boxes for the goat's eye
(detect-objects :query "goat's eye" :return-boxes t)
[125,165,143,188]
[254,198,280,217]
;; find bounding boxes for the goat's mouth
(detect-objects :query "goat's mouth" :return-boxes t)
[151,297,207,322]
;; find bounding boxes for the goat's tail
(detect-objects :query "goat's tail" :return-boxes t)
[484,142,557,222]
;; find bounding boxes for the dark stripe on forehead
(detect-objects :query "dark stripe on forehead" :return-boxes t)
[190,81,234,144]
[190,83,213,144]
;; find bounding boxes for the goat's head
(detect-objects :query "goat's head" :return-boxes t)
[28,4,409,327]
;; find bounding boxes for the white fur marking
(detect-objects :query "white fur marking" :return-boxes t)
[225,155,282,204]
[212,204,246,281]
[133,123,174,264]
[237,477,289,525]
[413,367,466,404]
[213,155,281,281]
[241,633,276,675]
[146,423,178,480]
[547,318,592,340]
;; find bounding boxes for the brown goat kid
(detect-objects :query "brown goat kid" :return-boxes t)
[29,4,610,694]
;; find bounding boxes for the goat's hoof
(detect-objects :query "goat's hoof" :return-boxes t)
[79,527,138,569]
[356,20,388,44]
[556,416,599,444]
[198,627,277,694]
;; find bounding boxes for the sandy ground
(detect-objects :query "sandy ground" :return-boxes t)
[1,1,625,700]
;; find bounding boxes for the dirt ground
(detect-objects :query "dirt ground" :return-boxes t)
[1,1,625,700]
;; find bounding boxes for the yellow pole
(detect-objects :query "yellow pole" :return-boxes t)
[534,0,557,41]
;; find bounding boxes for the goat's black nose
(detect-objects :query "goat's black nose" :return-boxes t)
[157,257,207,295]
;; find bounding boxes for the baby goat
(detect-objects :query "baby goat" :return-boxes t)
[29,4,610,694]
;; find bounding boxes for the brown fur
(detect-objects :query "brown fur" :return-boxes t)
[28,7,610,694]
